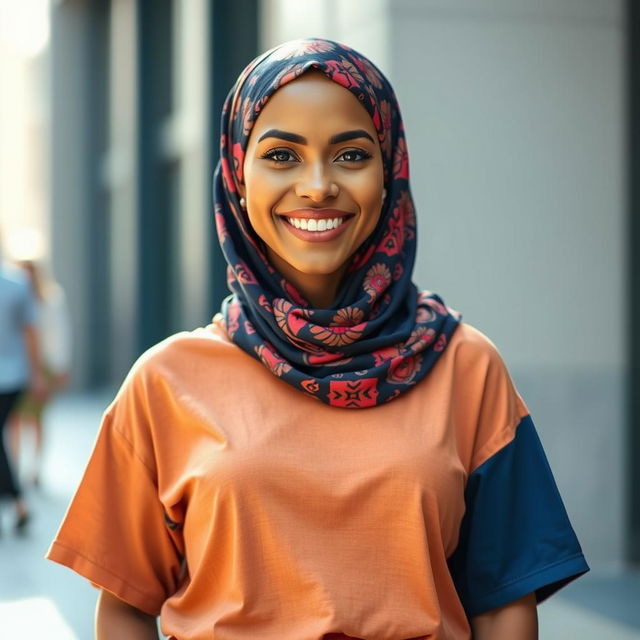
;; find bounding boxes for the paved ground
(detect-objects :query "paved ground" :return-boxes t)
[0,392,638,639]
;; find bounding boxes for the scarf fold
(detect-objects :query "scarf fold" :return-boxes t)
[214,38,461,408]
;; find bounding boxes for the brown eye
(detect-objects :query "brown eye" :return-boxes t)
[261,148,298,163]
[336,149,372,163]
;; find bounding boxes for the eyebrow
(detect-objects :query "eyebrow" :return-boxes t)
[258,129,307,144]
[330,129,375,144]
[257,128,375,145]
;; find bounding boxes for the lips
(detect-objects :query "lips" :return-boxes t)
[276,208,355,243]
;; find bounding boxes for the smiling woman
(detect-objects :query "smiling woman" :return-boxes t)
[47,38,589,640]
[240,72,384,307]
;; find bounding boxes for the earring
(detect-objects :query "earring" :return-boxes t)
[239,197,246,209]
[382,188,387,200]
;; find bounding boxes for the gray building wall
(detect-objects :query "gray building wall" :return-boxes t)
[393,0,626,568]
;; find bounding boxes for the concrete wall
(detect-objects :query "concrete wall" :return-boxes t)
[392,0,626,567]
[261,0,628,566]
[50,2,93,389]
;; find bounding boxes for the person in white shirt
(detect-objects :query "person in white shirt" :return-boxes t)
[9,259,71,488]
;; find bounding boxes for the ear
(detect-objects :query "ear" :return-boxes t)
[237,182,246,198]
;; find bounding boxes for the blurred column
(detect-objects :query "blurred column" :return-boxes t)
[105,0,139,381]
[86,0,110,386]
[50,0,110,388]
[208,0,259,313]
[136,0,175,353]
[164,0,210,332]
[626,0,640,565]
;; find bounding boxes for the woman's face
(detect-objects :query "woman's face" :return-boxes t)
[240,72,385,286]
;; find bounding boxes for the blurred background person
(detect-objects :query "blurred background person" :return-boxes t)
[8,258,71,489]
[0,253,45,535]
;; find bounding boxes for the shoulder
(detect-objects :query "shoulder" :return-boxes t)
[102,320,259,464]
[450,321,498,350]
[140,321,237,371]
[123,323,230,381]
[103,324,235,452]
[441,323,529,469]
[0,269,30,296]
[109,322,239,412]
[440,321,527,419]
[445,321,508,375]
[447,323,523,403]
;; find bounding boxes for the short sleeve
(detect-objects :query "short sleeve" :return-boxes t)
[46,397,184,615]
[447,413,590,618]
[18,279,37,327]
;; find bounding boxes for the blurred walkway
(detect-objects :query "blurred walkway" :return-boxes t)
[0,392,638,639]
[0,391,114,639]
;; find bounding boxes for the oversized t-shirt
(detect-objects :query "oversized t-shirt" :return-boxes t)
[47,320,588,639]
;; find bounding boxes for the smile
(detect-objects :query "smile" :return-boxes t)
[276,209,355,243]
[286,217,346,231]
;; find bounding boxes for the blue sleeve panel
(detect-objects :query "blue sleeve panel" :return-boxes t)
[447,414,589,619]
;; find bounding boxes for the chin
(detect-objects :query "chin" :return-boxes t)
[292,262,345,276]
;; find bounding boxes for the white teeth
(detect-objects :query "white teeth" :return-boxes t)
[285,217,346,232]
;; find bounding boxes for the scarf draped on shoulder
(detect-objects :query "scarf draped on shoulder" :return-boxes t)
[213,37,460,409]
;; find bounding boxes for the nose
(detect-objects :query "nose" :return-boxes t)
[294,161,339,202]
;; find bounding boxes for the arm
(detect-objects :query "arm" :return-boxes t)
[23,325,46,402]
[95,590,159,640]
[470,592,538,640]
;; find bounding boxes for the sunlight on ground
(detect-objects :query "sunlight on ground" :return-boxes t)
[0,597,78,639]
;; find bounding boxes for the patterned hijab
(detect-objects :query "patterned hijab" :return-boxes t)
[214,38,460,408]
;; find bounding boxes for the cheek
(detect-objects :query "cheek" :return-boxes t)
[348,167,384,228]
[244,161,289,204]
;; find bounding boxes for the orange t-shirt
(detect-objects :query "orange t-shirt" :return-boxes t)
[47,320,587,639]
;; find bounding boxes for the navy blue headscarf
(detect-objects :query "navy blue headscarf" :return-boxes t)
[214,38,460,408]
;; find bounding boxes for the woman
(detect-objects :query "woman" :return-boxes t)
[47,38,589,639]
[9,259,71,488]
[0,260,44,534]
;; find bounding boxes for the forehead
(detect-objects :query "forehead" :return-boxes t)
[250,72,375,136]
